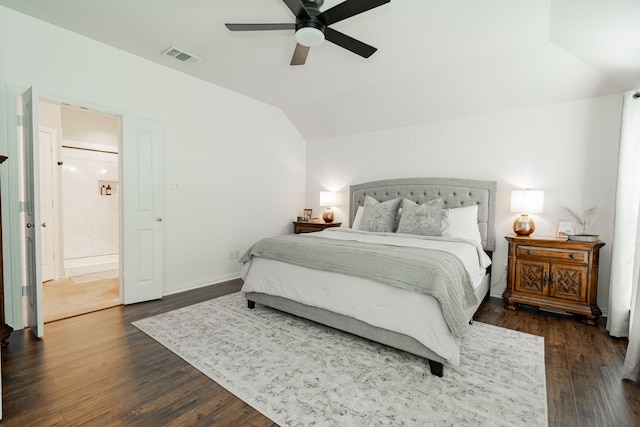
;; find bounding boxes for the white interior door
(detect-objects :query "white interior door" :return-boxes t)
[39,127,56,282]
[122,116,164,304]
[21,87,44,337]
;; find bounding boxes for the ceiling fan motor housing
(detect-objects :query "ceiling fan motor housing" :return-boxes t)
[295,15,325,33]
[297,0,326,31]
[295,1,326,47]
[303,0,325,12]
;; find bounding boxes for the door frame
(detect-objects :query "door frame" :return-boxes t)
[3,84,27,330]
[38,125,63,281]
[22,86,44,337]
[3,85,130,330]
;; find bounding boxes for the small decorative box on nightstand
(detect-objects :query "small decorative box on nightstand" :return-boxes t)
[293,221,341,234]
[502,234,605,325]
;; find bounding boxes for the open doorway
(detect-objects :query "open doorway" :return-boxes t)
[38,101,121,322]
[15,85,163,336]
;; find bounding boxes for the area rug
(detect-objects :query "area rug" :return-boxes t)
[133,292,547,426]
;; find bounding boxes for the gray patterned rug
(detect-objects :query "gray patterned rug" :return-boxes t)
[133,292,547,426]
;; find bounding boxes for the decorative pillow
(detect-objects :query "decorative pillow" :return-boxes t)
[359,196,402,232]
[396,198,444,236]
[441,204,482,244]
[352,206,364,229]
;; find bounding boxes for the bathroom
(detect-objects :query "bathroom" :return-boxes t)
[39,101,121,321]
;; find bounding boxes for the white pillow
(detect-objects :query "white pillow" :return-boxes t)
[352,206,364,229]
[441,204,482,244]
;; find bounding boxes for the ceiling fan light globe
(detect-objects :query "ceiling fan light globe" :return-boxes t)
[295,27,324,47]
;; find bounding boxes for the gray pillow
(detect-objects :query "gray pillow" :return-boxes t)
[396,198,444,236]
[359,196,402,232]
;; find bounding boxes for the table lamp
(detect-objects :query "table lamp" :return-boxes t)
[510,190,544,235]
[319,191,337,223]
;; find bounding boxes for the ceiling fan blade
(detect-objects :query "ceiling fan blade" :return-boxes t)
[282,0,311,19]
[290,43,310,66]
[318,0,390,26]
[225,23,295,31]
[324,27,377,58]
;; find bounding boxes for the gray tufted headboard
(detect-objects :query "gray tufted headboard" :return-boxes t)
[349,177,497,251]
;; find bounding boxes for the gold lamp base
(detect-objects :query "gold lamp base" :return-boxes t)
[513,214,535,236]
[322,207,334,223]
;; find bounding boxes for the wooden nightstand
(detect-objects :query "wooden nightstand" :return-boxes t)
[293,221,341,234]
[502,234,605,325]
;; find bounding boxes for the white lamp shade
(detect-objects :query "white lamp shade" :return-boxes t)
[319,191,338,207]
[510,190,544,214]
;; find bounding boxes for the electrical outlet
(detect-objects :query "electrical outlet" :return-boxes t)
[228,250,240,259]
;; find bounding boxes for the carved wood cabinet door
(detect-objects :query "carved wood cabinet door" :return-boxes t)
[515,260,547,296]
[516,259,588,302]
[549,264,587,301]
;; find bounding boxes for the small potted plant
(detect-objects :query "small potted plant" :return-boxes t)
[564,206,599,242]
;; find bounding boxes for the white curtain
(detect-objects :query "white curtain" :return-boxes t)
[607,89,640,381]
[625,210,640,380]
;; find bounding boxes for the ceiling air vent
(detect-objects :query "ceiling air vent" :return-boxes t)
[162,46,201,65]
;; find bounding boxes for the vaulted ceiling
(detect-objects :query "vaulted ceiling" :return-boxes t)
[1,0,639,141]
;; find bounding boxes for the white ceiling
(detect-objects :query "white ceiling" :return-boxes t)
[2,0,639,141]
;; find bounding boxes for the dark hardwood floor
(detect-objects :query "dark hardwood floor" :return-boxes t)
[476,299,640,427]
[1,279,639,426]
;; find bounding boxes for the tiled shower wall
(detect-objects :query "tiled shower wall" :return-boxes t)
[61,144,119,267]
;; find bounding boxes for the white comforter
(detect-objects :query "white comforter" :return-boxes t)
[241,228,491,366]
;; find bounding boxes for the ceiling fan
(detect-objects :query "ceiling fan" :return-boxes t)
[225,0,390,66]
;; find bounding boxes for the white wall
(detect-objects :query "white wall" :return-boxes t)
[61,105,120,148]
[305,95,623,309]
[0,6,306,319]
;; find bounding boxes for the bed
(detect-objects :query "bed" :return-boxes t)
[240,177,497,377]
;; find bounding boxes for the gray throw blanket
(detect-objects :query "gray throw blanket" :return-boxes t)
[241,234,478,337]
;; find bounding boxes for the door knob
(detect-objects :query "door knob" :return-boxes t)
[26,223,33,228]
[157,218,163,222]
[41,222,47,227]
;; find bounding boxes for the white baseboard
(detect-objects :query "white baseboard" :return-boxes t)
[489,287,504,299]
[163,272,241,296]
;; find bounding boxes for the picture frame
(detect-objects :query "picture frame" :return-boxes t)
[303,209,313,221]
[556,219,574,238]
